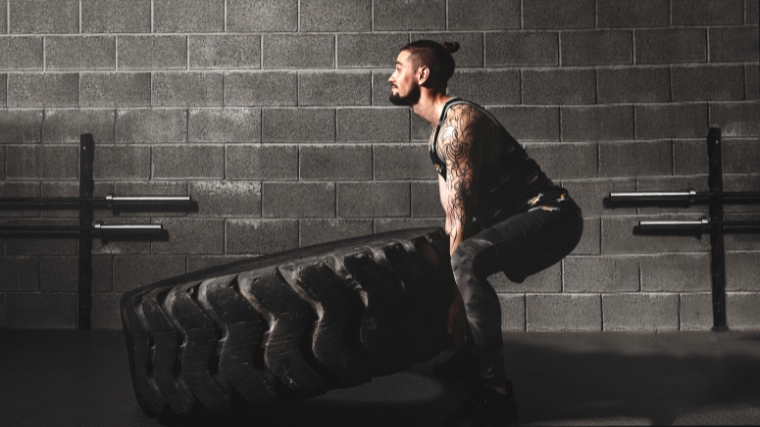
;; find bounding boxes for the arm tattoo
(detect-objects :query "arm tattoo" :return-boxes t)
[438,104,481,244]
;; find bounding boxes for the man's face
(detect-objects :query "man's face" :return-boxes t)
[388,51,421,106]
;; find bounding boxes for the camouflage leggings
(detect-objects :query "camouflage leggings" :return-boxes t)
[450,195,584,387]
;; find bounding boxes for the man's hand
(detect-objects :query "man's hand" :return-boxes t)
[447,293,467,350]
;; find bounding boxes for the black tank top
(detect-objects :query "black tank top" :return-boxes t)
[429,98,564,227]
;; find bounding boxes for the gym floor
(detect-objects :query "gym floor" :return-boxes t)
[1,330,759,427]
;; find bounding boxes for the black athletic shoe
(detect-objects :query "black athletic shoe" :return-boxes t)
[443,381,518,427]
[433,346,480,379]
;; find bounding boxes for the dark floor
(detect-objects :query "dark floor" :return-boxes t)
[1,331,759,427]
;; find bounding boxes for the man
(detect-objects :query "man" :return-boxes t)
[388,40,584,426]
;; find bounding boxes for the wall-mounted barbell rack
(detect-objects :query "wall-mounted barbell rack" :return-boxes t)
[0,134,196,329]
[606,128,760,331]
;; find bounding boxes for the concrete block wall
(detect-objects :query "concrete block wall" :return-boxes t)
[0,0,757,331]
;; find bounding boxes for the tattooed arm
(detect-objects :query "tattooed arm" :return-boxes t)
[438,104,483,257]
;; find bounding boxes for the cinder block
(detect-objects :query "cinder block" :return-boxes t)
[564,255,639,293]
[187,255,253,273]
[5,219,77,255]
[337,33,409,68]
[0,257,39,291]
[91,293,122,329]
[301,0,371,31]
[680,293,712,330]
[39,256,77,291]
[152,73,223,107]
[599,141,672,177]
[92,146,150,180]
[188,108,260,143]
[635,104,708,139]
[4,293,77,329]
[262,182,335,218]
[299,145,372,180]
[118,36,187,70]
[635,175,709,215]
[448,70,520,105]
[300,219,373,247]
[639,254,711,292]
[226,145,298,180]
[0,0,5,33]
[485,32,557,66]
[487,106,559,141]
[448,0,519,30]
[410,33,483,68]
[337,182,410,217]
[601,215,711,254]
[92,256,112,292]
[42,109,115,144]
[374,144,437,180]
[224,72,297,107]
[561,106,634,142]
[596,67,670,104]
[672,65,745,102]
[336,108,409,143]
[80,73,150,108]
[154,0,224,32]
[82,0,151,33]
[749,0,760,24]
[673,140,708,175]
[92,217,151,254]
[498,294,525,331]
[46,36,115,70]
[726,252,760,291]
[262,108,334,143]
[152,146,225,179]
[672,0,744,25]
[39,182,78,219]
[0,115,38,152]
[602,293,679,331]
[9,0,78,33]
[188,181,261,217]
[411,181,444,218]
[596,0,669,27]
[747,64,759,100]
[561,30,632,66]
[115,109,187,143]
[522,69,596,105]
[372,71,394,106]
[526,294,601,331]
[561,178,635,217]
[709,102,760,137]
[636,29,707,64]
[190,35,261,69]
[113,256,186,292]
[524,142,597,179]
[7,74,78,108]
[571,216,600,255]
[0,147,4,179]
[151,218,224,254]
[226,219,299,254]
[523,0,595,29]
[725,139,760,174]
[298,71,371,106]
[0,182,40,218]
[726,293,760,329]
[724,177,760,215]
[263,35,334,69]
[0,74,5,108]
[374,218,444,233]
[0,37,43,70]
[489,263,561,293]
[6,146,78,179]
[227,0,297,32]
[373,0,445,31]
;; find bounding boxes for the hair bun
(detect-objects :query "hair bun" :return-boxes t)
[442,41,460,54]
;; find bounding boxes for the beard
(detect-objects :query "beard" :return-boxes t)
[389,82,421,106]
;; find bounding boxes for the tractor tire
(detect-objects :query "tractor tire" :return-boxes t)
[120,227,458,417]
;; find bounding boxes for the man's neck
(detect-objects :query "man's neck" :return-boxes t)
[411,90,452,128]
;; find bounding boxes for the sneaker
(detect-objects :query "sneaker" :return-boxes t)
[444,381,518,427]
[433,346,480,380]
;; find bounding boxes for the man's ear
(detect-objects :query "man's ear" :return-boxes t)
[417,66,430,86]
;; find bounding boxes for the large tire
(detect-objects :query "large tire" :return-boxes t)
[120,227,457,417]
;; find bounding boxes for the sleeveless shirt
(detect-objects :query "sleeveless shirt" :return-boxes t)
[429,97,565,227]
